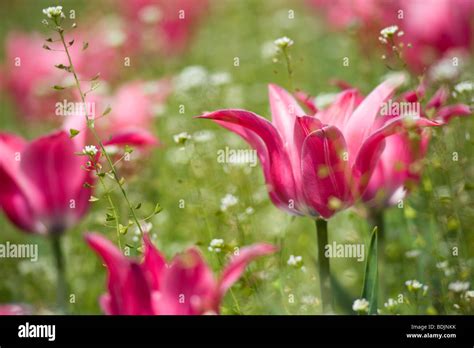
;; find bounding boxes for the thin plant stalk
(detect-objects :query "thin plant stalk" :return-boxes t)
[51,234,67,313]
[316,218,331,313]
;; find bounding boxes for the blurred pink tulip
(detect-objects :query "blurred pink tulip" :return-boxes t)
[0,304,30,315]
[308,0,474,72]
[86,233,277,315]
[0,122,93,235]
[363,86,472,208]
[94,80,171,148]
[120,0,209,55]
[199,76,441,218]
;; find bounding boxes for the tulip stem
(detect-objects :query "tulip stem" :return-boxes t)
[51,234,68,313]
[316,218,331,313]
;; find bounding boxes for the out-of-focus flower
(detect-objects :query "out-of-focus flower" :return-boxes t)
[362,84,471,209]
[308,0,474,72]
[405,279,424,292]
[199,76,442,219]
[384,298,398,310]
[287,255,303,268]
[208,238,225,253]
[119,0,209,56]
[352,298,369,313]
[274,36,294,49]
[448,281,470,293]
[86,233,277,315]
[220,193,238,211]
[0,304,30,315]
[0,121,92,235]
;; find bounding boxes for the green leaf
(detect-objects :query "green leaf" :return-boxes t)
[52,85,65,90]
[105,213,115,222]
[361,226,378,314]
[69,128,80,138]
[153,203,162,215]
[124,145,134,154]
[102,105,112,116]
[135,203,142,210]
[119,224,128,235]
[82,41,89,50]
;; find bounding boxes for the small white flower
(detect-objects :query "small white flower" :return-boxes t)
[42,6,64,18]
[208,238,225,253]
[210,72,232,86]
[436,261,449,269]
[454,81,474,94]
[287,255,303,267]
[405,279,423,292]
[464,290,474,299]
[352,298,369,313]
[82,145,98,156]
[138,5,162,24]
[134,222,152,235]
[220,194,238,211]
[448,281,470,293]
[173,132,192,144]
[193,130,215,143]
[274,36,294,49]
[384,298,398,310]
[405,249,421,259]
[380,25,399,38]
[245,207,254,215]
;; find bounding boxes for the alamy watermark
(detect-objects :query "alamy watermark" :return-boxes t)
[0,242,38,262]
[324,241,365,262]
[217,146,257,167]
[380,100,420,116]
[55,99,96,117]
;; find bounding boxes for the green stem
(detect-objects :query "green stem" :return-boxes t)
[57,30,143,236]
[282,48,294,92]
[51,234,67,313]
[316,218,331,313]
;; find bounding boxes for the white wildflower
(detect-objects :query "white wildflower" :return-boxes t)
[464,290,474,299]
[220,194,238,211]
[208,238,225,253]
[352,298,369,313]
[287,255,303,267]
[82,145,98,156]
[173,132,192,144]
[42,6,64,18]
[380,25,399,38]
[274,36,294,49]
[384,298,398,310]
[448,281,470,293]
[405,279,424,292]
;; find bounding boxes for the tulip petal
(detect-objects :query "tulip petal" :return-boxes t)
[426,86,449,109]
[435,104,471,123]
[142,234,166,291]
[353,115,438,195]
[157,248,217,315]
[301,125,351,218]
[103,129,160,148]
[218,243,277,297]
[198,110,299,214]
[344,75,405,157]
[86,233,154,315]
[316,89,363,132]
[295,91,318,113]
[268,84,305,145]
[20,131,87,231]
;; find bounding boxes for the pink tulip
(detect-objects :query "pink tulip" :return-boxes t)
[0,304,30,315]
[363,86,472,208]
[86,233,277,315]
[90,80,171,148]
[308,0,474,72]
[199,76,440,219]
[0,121,93,235]
[2,32,73,120]
[120,0,209,55]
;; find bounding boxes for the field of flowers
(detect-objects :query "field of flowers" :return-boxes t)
[0,0,473,316]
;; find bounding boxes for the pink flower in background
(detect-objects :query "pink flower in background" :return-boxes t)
[199,76,439,218]
[362,85,472,208]
[0,120,93,235]
[308,0,474,72]
[86,233,277,315]
[1,32,73,120]
[69,79,171,149]
[120,0,209,55]
[0,304,30,315]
